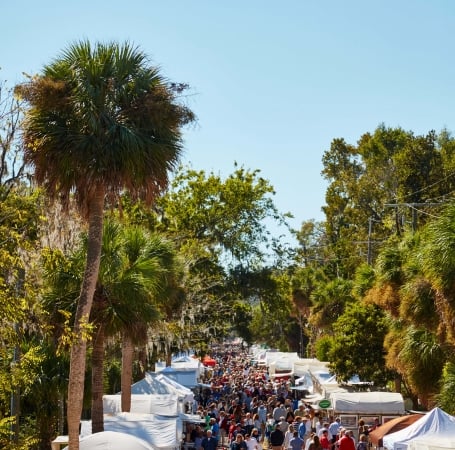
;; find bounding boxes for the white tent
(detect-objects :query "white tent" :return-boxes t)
[81,413,181,450]
[264,351,300,367]
[158,367,199,389]
[103,372,194,416]
[171,355,202,371]
[131,372,194,405]
[103,393,179,416]
[77,430,154,450]
[407,433,455,450]
[154,373,194,404]
[155,355,203,382]
[330,392,405,415]
[383,407,455,450]
[293,358,330,377]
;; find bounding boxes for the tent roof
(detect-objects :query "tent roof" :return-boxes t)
[78,431,154,450]
[369,414,424,446]
[330,392,405,415]
[172,356,192,363]
[382,407,455,450]
[130,373,172,395]
[408,432,455,450]
[129,372,193,405]
[81,414,181,449]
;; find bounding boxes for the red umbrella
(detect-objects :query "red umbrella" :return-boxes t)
[202,356,216,367]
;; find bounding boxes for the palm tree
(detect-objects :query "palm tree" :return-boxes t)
[109,226,182,413]
[42,219,180,432]
[421,201,455,345]
[17,40,194,449]
[395,326,445,409]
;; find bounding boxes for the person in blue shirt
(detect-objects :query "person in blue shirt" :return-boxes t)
[230,434,248,450]
[290,431,304,450]
[210,418,220,446]
[328,418,341,449]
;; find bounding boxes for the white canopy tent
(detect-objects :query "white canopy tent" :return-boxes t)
[264,351,300,367]
[155,355,203,383]
[330,392,405,415]
[383,407,455,450]
[81,414,181,450]
[407,432,455,450]
[75,431,154,450]
[103,393,179,416]
[104,372,192,416]
[249,346,268,366]
[157,367,199,389]
[131,372,194,405]
[293,358,330,377]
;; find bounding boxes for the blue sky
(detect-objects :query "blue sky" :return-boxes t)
[2,1,455,243]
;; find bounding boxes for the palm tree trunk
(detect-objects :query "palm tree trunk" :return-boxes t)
[91,323,105,433]
[67,186,105,450]
[137,346,147,379]
[121,333,134,412]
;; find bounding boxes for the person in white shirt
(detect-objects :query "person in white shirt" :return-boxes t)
[244,434,259,450]
[283,424,295,450]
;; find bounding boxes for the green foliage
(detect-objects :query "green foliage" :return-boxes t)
[437,361,455,415]
[399,277,438,329]
[398,327,445,397]
[151,164,294,349]
[321,125,452,279]
[352,263,376,300]
[158,164,291,265]
[232,302,254,346]
[0,416,39,449]
[310,278,354,331]
[422,200,455,291]
[374,236,404,284]
[314,335,333,361]
[329,303,390,386]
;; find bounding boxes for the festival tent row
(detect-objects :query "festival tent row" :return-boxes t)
[80,373,203,449]
[382,407,455,450]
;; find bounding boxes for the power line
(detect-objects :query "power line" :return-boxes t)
[384,202,444,231]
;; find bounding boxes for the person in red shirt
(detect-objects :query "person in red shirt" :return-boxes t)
[337,433,355,450]
[320,430,330,450]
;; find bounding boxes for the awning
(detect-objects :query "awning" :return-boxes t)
[369,414,424,447]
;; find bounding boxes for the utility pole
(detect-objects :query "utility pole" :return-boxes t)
[367,217,373,266]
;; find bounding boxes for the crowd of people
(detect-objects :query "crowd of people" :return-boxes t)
[184,345,376,450]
